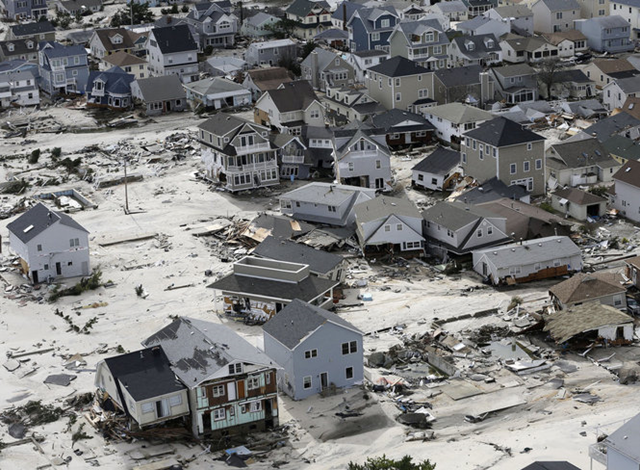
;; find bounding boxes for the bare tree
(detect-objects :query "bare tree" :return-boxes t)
[537,59,562,99]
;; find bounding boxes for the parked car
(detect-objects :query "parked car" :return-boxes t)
[627,297,640,316]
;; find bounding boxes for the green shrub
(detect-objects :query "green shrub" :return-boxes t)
[28,148,41,164]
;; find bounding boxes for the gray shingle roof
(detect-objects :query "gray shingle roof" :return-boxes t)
[538,0,580,11]
[552,188,607,206]
[142,317,275,386]
[264,80,319,113]
[604,413,640,463]
[368,55,429,77]
[39,41,86,59]
[10,21,55,37]
[453,34,501,59]
[491,5,532,17]
[459,177,529,204]
[104,347,185,402]
[7,202,88,244]
[262,299,361,350]
[412,147,460,175]
[286,0,331,17]
[475,235,581,268]
[354,196,421,225]
[584,112,640,141]
[427,102,493,124]
[244,11,278,27]
[492,63,536,78]
[464,117,545,146]
[434,65,483,88]
[371,108,434,131]
[548,138,615,170]
[208,271,338,303]
[151,25,197,54]
[134,75,186,102]
[589,15,630,28]
[281,182,375,206]
[422,201,503,231]
[252,236,343,275]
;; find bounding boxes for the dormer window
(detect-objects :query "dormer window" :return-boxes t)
[7,43,14,52]
[111,34,123,44]
[26,41,34,49]
[228,363,242,374]
[424,31,434,42]
[466,40,475,51]
[485,39,494,48]
[94,80,104,90]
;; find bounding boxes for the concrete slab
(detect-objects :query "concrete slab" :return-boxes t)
[439,379,484,401]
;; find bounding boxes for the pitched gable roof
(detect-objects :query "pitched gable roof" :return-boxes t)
[584,111,640,141]
[537,0,580,11]
[427,102,493,124]
[286,0,331,17]
[264,80,320,112]
[10,21,55,37]
[134,74,186,102]
[103,50,147,67]
[253,236,343,275]
[93,28,138,52]
[549,272,626,305]
[613,158,640,188]
[262,298,361,350]
[464,117,545,146]
[552,188,607,206]
[354,196,421,226]
[367,55,429,77]
[150,25,198,54]
[603,414,640,466]
[142,317,275,386]
[548,138,615,170]
[422,201,503,231]
[7,203,89,244]
[412,147,460,175]
[434,64,483,87]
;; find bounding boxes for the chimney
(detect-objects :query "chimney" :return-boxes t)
[311,51,319,89]
[343,2,348,31]
[479,71,492,108]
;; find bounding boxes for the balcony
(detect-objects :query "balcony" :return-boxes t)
[282,155,305,164]
[234,141,270,156]
[227,160,276,172]
[92,87,105,97]
[348,149,380,158]
[51,63,65,72]
[588,443,607,466]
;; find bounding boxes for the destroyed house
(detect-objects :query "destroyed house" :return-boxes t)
[422,201,510,258]
[95,347,190,428]
[411,147,460,192]
[544,302,633,345]
[280,182,376,227]
[252,236,346,282]
[208,256,339,321]
[354,196,425,256]
[549,272,627,310]
[263,299,363,400]
[472,235,582,285]
[7,202,90,284]
[142,317,279,437]
[198,113,279,192]
[625,255,640,289]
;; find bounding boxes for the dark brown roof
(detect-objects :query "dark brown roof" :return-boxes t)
[549,272,626,305]
[246,67,293,91]
[552,188,607,206]
[264,80,319,113]
[613,159,640,189]
[94,28,139,52]
[626,255,640,270]
[621,96,640,120]
[592,58,636,75]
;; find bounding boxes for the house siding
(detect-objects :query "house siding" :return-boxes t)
[612,179,640,223]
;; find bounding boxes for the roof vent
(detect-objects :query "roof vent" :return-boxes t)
[626,167,632,172]
[511,248,516,252]
[23,224,34,233]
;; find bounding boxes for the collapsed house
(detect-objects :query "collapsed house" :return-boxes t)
[472,236,582,285]
[208,256,339,322]
[262,299,364,400]
[544,303,634,346]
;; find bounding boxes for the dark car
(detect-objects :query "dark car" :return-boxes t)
[574,52,592,64]
[627,297,640,316]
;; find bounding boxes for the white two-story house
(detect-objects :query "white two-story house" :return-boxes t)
[146,25,199,83]
[333,128,392,191]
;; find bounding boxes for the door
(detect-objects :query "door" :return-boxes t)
[264,398,274,428]
[276,302,284,313]
[32,270,39,284]
[320,372,328,390]
[166,101,171,112]
[55,262,61,276]
[482,263,487,276]
[202,411,211,432]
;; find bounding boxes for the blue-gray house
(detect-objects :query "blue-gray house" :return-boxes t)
[86,66,135,110]
[1,0,47,21]
[263,299,364,400]
[38,41,89,97]
[574,15,633,53]
[347,6,400,52]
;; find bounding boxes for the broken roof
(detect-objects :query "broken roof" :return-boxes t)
[142,317,275,386]
[544,303,633,344]
[262,299,361,350]
[459,177,529,205]
[549,272,626,305]
[242,213,315,242]
[103,347,185,402]
[7,202,89,244]
[252,236,343,275]
[584,111,640,141]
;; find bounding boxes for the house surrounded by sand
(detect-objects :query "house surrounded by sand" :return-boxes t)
[7,203,90,284]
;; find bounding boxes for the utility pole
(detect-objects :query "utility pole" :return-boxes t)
[123,157,129,214]
[130,0,134,27]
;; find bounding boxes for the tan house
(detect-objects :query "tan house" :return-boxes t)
[101,51,148,80]
[549,272,627,310]
[582,58,638,89]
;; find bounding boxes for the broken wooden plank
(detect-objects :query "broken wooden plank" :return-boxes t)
[7,347,55,359]
[97,232,157,247]
[164,284,193,291]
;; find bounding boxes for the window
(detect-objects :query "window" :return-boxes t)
[614,295,623,306]
[395,92,401,102]
[249,401,262,412]
[69,238,79,247]
[37,244,42,252]
[197,386,209,407]
[348,162,354,171]
[247,376,260,390]
[526,142,532,151]
[213,385,225,397]
[477,229,483,238]
[228,363,242,375]
[141,403,154,413]
[346,367,354,379]
[375,160,381,169]
[479,149,484,160]
[395,78,401,87]
[303,376,312,389]
[418,174,424,181]
[328,205,336,212]
[553,259,561,267]
[462,153,467,163]
[523,161,530,172]
[397,224,403,231]
[342,341,358,355]
[384,224,391,232]
[472,140,477,150]
[213,408,225,421]
[556,11,562,19]
[305,349,318,359]
[169,395,182,406]
[381,19,390,27]
[44,264,49,270]
[372,32,380,41]
[534,263,541,271]
[510,163,517,174]
[535,159,542,170]
[310,109,320,119]
[509,266,522,275]
[431,178,438,185]
[68,261,73,266]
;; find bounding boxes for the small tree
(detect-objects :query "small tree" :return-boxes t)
[301,41,317,60]
[111,2,154,27]
[170,3,178,13]
[181,4,189,12]
[537,59,561,99]
[348,455,436,470]
[51,147,62,159]
[264,18,299,39]
[29,148,41,164]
